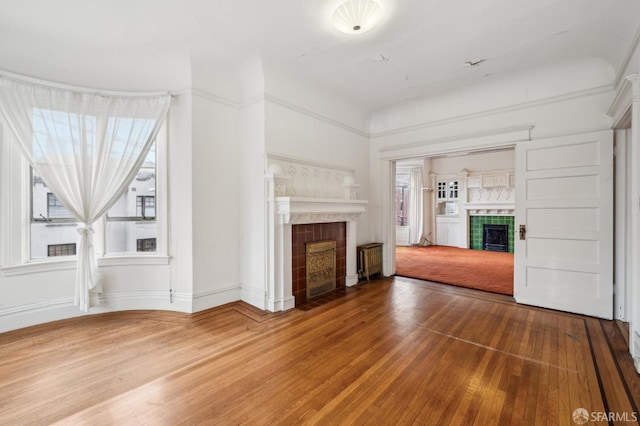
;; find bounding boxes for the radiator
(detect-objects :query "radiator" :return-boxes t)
[358,243,383,281]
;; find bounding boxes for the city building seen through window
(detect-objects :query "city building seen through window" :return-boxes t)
[30,143,158,258]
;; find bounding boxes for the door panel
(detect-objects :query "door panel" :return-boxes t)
[515,130,613,319]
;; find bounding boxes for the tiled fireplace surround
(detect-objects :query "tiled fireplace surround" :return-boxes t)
[292,223,347,305]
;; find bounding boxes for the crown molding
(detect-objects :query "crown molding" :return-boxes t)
[613,24,640,89]
[371,85,613,138]
[186,89,370,137]
[608,75,636,128]
[187,82,617,142]
[628,74,639,98]
[263,94,370,138]
[190,88,240,108]
[379,124,532,160]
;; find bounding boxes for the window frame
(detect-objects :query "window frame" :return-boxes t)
[100,125,167,258]
[20,123,168,265]
[0,93,170,275]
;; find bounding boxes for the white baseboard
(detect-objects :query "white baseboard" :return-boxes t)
[192,285,242,312]
[0,290,192,333]
[346,273,359,287]
[0,298,82,333]
[266,295,295,312]
[1,285,263,333]
[241,285,266,311]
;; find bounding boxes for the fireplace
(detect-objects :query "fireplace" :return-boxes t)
[265,157,368,312]
[483,224,508,252]
[292,223,346,305]
[266,195,367,312]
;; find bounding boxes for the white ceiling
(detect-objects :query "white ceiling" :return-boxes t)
[0,0,639,112]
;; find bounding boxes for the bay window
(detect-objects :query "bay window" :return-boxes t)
[27,135,166,260]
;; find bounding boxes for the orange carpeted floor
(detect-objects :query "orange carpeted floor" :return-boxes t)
[396,245,514,295]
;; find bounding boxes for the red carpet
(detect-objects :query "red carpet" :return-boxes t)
[396,245,514,295]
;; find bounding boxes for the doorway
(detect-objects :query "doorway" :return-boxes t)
[394,148,516,295]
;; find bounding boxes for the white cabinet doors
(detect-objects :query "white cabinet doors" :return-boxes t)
[514,130,613,319]
[436,180,459,200]
[436,217,461,247]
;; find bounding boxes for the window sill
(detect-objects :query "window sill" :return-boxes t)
[0,255,170,277]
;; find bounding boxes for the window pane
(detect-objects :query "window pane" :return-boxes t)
[46,192,74,219]
[31,222,80,259]
[106,141,157,254]
[48,243,77,257]
[136,238,156,252]
[107,144,155,219]
[106,221,156,253]
[395,173,410,226]
[33,174,75,220]
[31,171,79,259]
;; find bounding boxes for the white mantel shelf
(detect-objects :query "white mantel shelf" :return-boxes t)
[274,197,368,225]
[465,203,515,215]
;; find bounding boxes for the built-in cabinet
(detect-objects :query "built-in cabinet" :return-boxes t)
[435,216,461,247]
[436,180,459,200]
[436,179,460,217]
[435,178,462,247]
[432,170,514,249]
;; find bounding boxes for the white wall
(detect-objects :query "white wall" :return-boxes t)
[191,92,242,311]
[430,150,514,175]
[238,98,268,309]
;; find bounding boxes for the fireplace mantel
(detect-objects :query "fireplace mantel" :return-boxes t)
[267,196,368,311]
[465,203,515,216]
[274,197,368,224]
[264,156,368,313]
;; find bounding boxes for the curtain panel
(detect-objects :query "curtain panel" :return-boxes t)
[0,74,171,311]
[409,167,424,245]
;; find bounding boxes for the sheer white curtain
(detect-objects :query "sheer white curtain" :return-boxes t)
[0,74,170,311]
[409,167,425,245]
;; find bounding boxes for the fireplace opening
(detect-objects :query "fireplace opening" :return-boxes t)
[306,240,337,299]
[292,223,347,306]
[483,224,508,252]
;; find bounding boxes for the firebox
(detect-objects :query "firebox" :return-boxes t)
[483,224,508,252]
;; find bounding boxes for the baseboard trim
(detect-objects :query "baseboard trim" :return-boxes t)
[241,285,266,311]
[0,291,193,333]
[192,286,242,312]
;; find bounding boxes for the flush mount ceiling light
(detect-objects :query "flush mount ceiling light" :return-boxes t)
[331,0,383,34]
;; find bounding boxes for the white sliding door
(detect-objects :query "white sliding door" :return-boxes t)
[514,130,613,319]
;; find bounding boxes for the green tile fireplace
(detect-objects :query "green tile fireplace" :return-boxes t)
[469,215,515,253]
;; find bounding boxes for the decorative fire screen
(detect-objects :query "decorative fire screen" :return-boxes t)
[306,240,337,298]
[483,224,509,252]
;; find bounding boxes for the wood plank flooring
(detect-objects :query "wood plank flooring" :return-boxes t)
[1,276,638,425]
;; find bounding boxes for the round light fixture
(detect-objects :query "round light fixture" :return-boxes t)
[331,0,383,35]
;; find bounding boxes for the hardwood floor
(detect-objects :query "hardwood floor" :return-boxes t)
[1,276,638,425]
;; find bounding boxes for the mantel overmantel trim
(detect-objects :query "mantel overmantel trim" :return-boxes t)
[274,197,368,225]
